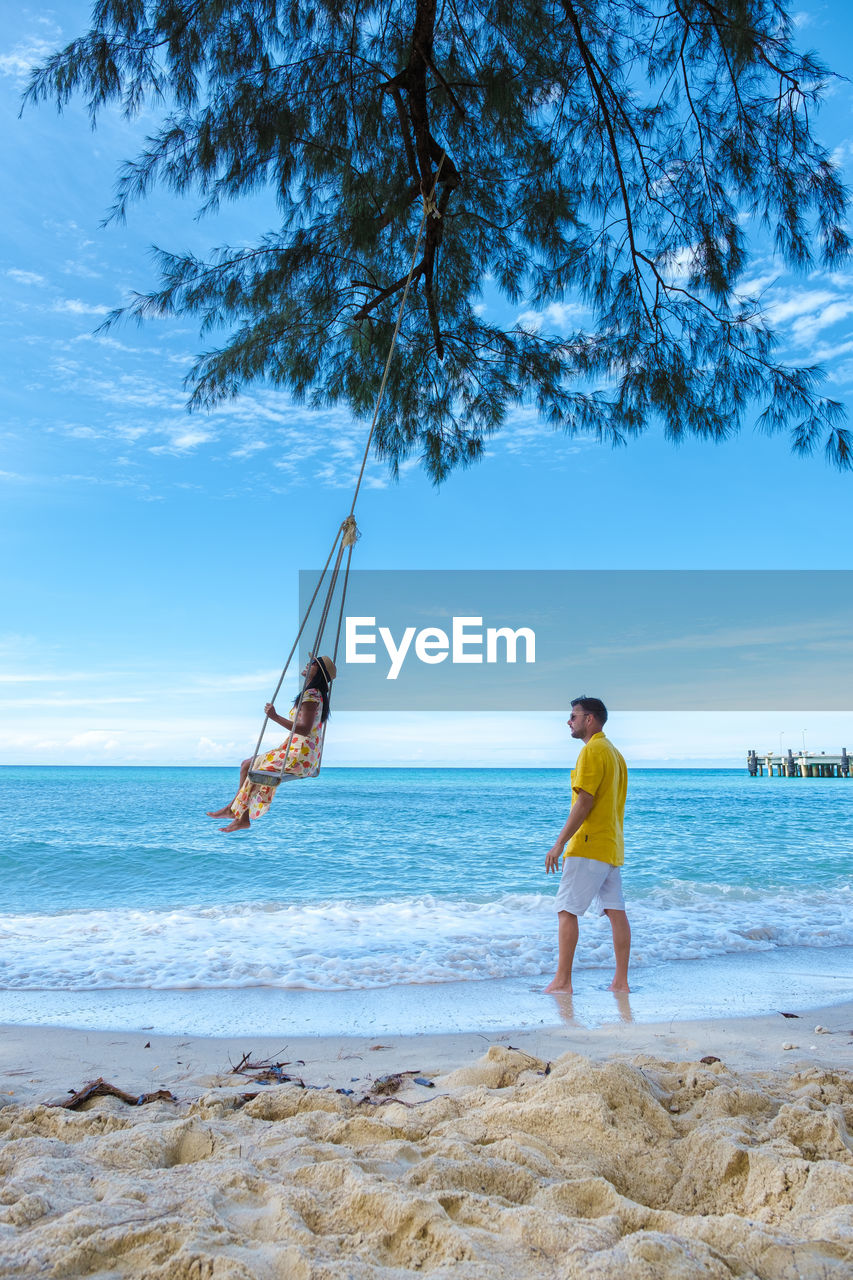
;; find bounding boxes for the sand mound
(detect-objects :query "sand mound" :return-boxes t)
[1,1047,851,1278]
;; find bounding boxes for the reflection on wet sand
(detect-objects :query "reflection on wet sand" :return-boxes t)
[611,989,634,1023]
[547,988,634,1026]
[548,991,576,1024]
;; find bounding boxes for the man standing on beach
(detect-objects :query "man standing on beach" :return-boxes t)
[544,696,630,994]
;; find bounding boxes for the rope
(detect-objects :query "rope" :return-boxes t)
[264,525,351,780]
[332,540,355,666]
[246,517,349,773]
[348,151,447,518]
[247,154,447,785]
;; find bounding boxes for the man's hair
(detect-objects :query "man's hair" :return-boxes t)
[571,696,608,726]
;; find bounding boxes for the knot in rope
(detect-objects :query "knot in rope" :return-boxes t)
[421,179,442,219]
[341,515,360,547]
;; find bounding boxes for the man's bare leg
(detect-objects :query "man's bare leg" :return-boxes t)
[544,911,579,993]
[604,908,631,991]
[207,759,252,817]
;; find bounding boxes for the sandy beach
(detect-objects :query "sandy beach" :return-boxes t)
[1,998,851,1278]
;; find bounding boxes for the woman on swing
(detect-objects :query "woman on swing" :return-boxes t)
[207,655,335,832]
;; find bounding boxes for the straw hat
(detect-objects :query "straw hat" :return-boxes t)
[316,655,337,681]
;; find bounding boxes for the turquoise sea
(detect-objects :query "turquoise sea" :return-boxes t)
[1,767,851,1034]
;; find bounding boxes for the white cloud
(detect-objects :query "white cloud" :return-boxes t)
[7,269,46,286]
[66,730,121,751]
[181,670,283,693]
[734,271,779,298]
[0,696,146,708]
[42,219,81,235]
[809,336,853,362]
[149,427,214,454]
[49,359,185,412]
[827,358,853,387]
[230,440,270,459]
[758,277,853,347]
[196,736,245,760]
[53,299,113,317]
[73,334,146,355]
[0,672,88,684]
[62,260,103,279]
[0,35,55,81]
[2,651,851,768]
[791,299,853,344]
[586,615,851,662]
[516,301,587,334]
[114,424,150,442]
[493,405,595,459]
[767,288,839,324]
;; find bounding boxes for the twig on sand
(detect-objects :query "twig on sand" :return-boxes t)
[51,1078,176,1110]
[371,1071,435,1096]
[506,1048,552,1075]
[228,1052,306,1088]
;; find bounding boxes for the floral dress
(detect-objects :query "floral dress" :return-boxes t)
[230,690,325,822]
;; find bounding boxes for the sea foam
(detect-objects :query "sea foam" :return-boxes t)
[2,883,851,991]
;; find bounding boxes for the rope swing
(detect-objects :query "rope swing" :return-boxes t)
[244,156,446,787]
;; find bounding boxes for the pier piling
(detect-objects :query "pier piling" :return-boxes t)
[748,748,850,777]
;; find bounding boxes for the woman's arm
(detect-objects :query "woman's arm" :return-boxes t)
[265,699,318,735]
[264,702,292,730]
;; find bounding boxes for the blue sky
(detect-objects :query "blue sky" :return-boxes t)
[1,2,852,768]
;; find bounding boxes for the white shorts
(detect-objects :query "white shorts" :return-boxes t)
[554,856,625,916]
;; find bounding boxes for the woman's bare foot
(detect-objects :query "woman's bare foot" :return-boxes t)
[220,814,250,833]
[609,979,630,992]
[543,978,573,994]
[206,807,234,818]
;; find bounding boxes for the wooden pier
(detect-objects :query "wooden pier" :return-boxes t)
[747,748,850,778]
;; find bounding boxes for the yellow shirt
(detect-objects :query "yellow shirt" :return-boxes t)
[564,732,627,867]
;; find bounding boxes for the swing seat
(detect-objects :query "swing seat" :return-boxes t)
[247,769,298,787]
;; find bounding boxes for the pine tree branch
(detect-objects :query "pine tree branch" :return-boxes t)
[415,38,467,117]
[561,0,657,330]
[352,261,428,321]
[386,83,421,182]
[24,0,851,475]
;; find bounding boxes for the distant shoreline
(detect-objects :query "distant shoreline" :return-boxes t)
[0,762,746,770]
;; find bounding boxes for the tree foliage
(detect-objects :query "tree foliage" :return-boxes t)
[27,0,852,478]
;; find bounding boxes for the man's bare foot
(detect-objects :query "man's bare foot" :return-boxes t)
[219,815,250,832]
[543,978,573,993]
[206,807,234,818]
[609,979,630,992]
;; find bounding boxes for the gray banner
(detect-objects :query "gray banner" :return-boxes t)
[297,570,853,710]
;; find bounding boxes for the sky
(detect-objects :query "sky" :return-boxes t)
[1,1,853,769]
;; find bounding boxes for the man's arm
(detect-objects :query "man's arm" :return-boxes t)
[545,789,595,873]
